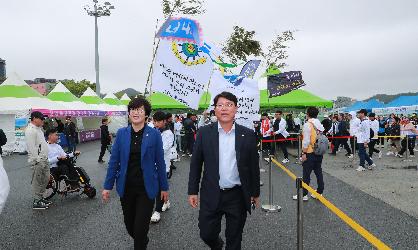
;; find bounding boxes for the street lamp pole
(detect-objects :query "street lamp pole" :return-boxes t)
[84,0,115,96]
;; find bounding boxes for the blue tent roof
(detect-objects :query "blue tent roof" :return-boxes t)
[344,99,385,112]
[385,95,418,107]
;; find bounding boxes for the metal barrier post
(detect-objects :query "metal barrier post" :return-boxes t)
[260,138,266,173]
[261,154,281,212]
[296,131,301,164]
[296,177,303,250]
[403,136,412,162]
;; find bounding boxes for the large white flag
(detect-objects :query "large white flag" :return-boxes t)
[209,71,260,129]
[151,40,213,109]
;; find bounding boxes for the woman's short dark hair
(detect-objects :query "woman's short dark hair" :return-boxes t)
[153,111,166,122]
[128,96,151,117]
[45,128,57,137]
[213,91,238,106]
[306,107,319,118]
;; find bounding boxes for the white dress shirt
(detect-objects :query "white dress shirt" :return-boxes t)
[47,143,74,169]
[218,123,241,189]
[369,119,379,139]
[274,118,290,138]
[174,121,183,136]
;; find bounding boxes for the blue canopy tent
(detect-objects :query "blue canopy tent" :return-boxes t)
[384,95,418,108]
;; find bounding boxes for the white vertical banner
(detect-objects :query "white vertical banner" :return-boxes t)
[209,71,260,129]
[151,40,213,110]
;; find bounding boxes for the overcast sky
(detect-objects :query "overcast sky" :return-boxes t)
[1,0,417,100]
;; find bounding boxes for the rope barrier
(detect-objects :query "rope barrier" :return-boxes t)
[270,158,392,250]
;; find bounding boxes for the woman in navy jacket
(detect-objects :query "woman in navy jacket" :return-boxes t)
[102,97,169,249]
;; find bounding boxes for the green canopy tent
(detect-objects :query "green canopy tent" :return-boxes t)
[260,89,333,109]
[148,89,332,111]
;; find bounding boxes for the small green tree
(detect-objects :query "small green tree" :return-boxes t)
[162,0,205,17]
[60,79,96,98]
[222,26,262,65]
[263,30,295,69]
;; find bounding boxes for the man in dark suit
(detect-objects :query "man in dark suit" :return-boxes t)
[188,91,260,250]
[64,116,77,152]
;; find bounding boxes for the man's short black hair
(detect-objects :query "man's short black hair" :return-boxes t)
[276,110,283,115]
[153,111,166,122]
[102,118,108,123]
[358,109,368,115]
[368,112,376,118]
[30,111,45,121]
[306,107,319,118]
[45,128,58,137]
[165,113,172,120]
[128,96,151,117]
[213,91,238,106]
[262,112,268,117]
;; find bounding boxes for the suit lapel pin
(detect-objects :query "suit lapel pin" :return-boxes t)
[146,134,148,136]
[242,134,244,137]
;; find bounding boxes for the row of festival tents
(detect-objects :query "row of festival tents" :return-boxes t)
[150,89,333,110]
[344,95,418,115]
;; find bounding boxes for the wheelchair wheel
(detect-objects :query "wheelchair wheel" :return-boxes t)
[84,185,96,199]
[43,174,57,200]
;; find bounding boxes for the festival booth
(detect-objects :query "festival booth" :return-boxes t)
[103,93,128,134]
[373,95,418,115]
[0,72,66,153]
[120,93,131,105]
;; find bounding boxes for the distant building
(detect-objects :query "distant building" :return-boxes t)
[0,58,5,80]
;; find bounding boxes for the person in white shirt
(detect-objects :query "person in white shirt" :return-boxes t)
[151,111,174,223]
[356,109,376,171]
[348,111,361,154]
[272,110,290,163]
[174,115,183,155]
[368,113,381,159]
[46,128,80,190]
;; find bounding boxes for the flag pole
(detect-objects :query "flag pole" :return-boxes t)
[145,18,160,97]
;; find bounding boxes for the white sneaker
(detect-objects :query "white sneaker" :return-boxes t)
[347,154,354,159]
[282,158,290,163]
[367,163,376,170]
[386,151,394,156]
[150,212,161,223]
[395,153,403,158]
[292,195,309,201]
[310,191,323,199]
[356,166,366,172]
[369,157,373,161]
[264,157,270,162]
[378,151,382,159]
[414,148,418,152]
[409,155,415,158]
[162,201,171,212]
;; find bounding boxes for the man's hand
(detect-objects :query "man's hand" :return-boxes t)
[188,195,199,208]
[161,191,169,202]
[58,156,67,160]
[102,189,110,202]
[74,151,81,156]
[301,154,307,162]
[251,197,260,208]
[364,143,368,148]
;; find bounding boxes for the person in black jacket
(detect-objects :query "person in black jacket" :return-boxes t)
[64,116,77,152]
[98,118,111,163]
[331,114,353,157]
[188,91,260,250]
[183,113,196,157]
[56,119,64,133]
[0,129,7,155]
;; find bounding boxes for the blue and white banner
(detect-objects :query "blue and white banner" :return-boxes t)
[157,17,203,45]
[239,60,261,79]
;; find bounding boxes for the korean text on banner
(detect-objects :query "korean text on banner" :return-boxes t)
[151,40,213,110]
[267,71,305,97]
[209,71,259,129]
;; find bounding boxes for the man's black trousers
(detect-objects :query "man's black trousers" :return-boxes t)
[198,187,247,250]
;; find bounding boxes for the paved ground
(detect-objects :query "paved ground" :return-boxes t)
[1,141,417,249]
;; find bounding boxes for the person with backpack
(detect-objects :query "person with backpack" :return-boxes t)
[356,109,376,171]
[293,107,325,201]
[0,128,7,155]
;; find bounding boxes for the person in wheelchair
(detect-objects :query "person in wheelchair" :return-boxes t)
[45,129,80,191]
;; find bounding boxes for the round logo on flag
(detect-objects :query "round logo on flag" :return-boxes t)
[171,42,207,66]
